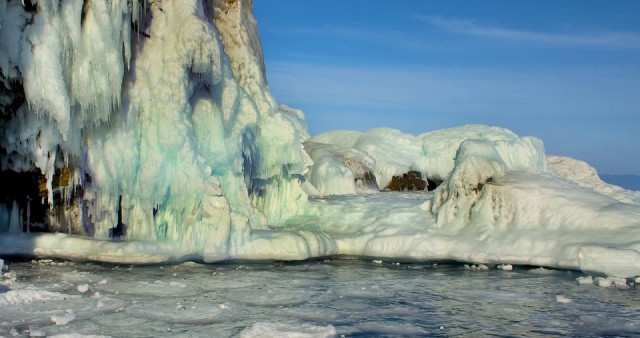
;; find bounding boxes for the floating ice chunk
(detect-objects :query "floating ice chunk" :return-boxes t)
[613,278,631,289]
[239,322,337,338]
[357,321,429,336]
[372,260,383,265]
[48,335,111,338]
[466,264,489,271]
[555,295,572,303]
[594,277,628,288]
[576,276,594,285]
[497,264,513,271]
[29,329,46,337]
[0,289,73,305]
[77,284,89,293]
[529,268,554,274]
[51,309,75,326]
[594,277,613,288]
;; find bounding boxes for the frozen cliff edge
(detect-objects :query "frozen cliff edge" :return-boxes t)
[2,1,640,279]
[1,0,311,259]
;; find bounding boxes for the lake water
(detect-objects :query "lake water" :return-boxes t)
[2,259,640,337]
[600,174,640,192]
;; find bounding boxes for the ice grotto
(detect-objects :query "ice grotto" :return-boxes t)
[1,0,640,279]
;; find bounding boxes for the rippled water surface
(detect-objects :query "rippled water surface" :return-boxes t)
[2,259,640,337]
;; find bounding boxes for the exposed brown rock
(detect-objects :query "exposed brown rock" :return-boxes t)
[385,171,427,191]
[54,167,73,187]
[354,171,378,191]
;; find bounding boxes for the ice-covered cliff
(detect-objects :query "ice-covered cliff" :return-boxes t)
[2,0,640,278]
[0,0,311,257]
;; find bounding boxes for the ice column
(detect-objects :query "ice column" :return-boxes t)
[82,0,311,259]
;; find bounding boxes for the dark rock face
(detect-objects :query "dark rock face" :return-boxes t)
[385,171,427,191]
[426,178,443,191]
[354,171,378,191]
[0,170,47,231]
[0,80,26,121]
[109,195,127,240]
[0,167,84,233]
[384,171,443,192]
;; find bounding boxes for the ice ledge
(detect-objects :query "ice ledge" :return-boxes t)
[2,231,639,279]
[0,233,181,264]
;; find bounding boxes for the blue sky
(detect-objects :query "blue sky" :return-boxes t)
[253,1,640,175]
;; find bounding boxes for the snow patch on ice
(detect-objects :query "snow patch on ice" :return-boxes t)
[51,309,76,325]
[239,322,337,338]
[555,295,572,303]
[0,289,75,305]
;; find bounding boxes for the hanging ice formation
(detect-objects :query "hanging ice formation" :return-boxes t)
[0,0,311,258]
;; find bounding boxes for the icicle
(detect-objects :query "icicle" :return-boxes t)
[46,151,56,209]
[26,196,31,233]
[9,200,22,233]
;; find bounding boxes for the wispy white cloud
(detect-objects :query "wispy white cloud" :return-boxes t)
[275,26,433,52]
[418,16,640,49]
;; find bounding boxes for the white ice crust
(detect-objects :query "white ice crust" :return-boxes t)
[1,0,640,279]
[239,322,337,338]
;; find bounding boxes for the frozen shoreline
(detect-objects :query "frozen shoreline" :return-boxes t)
[1,0,640,285]
[2,184,639,279]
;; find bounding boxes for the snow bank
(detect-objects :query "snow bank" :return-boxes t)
[548,156,640,204]
[306,125,523,195]
[0,233,180,264]
[430,135,547,227]
[51,309,76,325]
